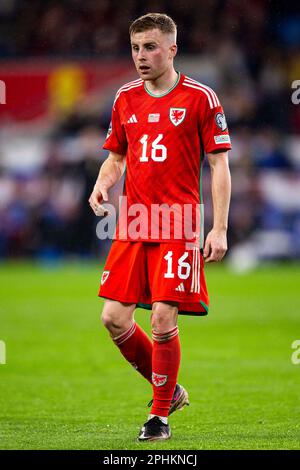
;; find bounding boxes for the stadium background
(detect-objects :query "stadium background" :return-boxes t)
[0,0,299,450]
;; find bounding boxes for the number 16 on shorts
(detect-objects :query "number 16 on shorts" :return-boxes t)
[163,247,200,294]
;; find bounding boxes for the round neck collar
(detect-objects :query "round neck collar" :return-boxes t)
[144,72,181,98]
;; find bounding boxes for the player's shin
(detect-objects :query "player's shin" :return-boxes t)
[112,322,153,383]
[151,326,181,418]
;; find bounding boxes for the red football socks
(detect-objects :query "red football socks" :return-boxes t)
[112,322,153,384]
[111,323,181,417]
[151,326,181,417]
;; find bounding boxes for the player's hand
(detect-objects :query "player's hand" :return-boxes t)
[88,183,110,216]
[203,228,227,263]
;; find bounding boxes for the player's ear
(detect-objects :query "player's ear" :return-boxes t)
[169,44,177,59]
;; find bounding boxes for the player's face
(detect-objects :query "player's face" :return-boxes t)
[130,29,177,81]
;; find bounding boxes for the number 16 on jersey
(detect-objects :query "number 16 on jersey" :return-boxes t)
[139,134,167,162]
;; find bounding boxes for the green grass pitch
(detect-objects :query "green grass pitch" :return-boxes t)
[0,261,299,450]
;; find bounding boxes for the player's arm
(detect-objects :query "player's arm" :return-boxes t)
[89,151,125,215]
[204,150,231,263]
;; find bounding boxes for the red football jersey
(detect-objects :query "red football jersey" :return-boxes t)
[103,72,231,243]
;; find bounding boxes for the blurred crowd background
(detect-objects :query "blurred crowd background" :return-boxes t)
[0,0,300,267]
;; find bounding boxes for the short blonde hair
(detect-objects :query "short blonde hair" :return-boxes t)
[129,13,177,38]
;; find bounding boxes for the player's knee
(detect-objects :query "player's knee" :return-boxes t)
[101,310,122,331]
[101,300,135,336]
[151,315,174,332]
[101,305,133,335]
[151,302,178,333]
[101,310,111,329]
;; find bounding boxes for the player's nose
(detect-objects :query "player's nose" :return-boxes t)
[136,49,146,60]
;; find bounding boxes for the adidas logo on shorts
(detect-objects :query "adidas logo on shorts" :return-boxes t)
[175,283,185,292]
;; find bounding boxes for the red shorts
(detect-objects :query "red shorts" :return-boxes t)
[98,241,209,316]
